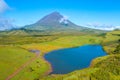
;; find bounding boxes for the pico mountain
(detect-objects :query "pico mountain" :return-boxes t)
[0,12,105,35]
[24,11,84,31]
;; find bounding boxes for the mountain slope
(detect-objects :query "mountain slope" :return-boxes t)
[24,12,105,34]
[37,11,77,27]
[0,12,106,35]
[25,12,80,30]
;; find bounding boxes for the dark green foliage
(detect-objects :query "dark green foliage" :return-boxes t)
[0,35,59,45]
[91,69,111,80]
[113,43,120,54]
[89,39,95,43]
[91,55,120,80]
[113,40,120,54]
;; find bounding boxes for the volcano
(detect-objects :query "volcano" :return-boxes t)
[23,12,104,34]
[24,12,85,31]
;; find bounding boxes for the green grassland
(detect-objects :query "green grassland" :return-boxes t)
[11,54,50,80]
[102,30,120,54]
[0,35,58,45]
[0,46,51,80]
[0,46,34,80]
[40,30,120,80]
[0,30,120,80]
[21,34,104,54]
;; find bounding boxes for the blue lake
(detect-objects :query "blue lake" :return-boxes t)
[44,45,107,74]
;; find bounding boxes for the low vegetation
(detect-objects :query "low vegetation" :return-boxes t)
[102,30,120,54]
[0,35,58,45]
[0,46,34,80]
[41,30,120,80]
[0,30,119,80]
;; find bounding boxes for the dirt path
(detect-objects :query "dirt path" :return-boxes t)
[6,52,40,80]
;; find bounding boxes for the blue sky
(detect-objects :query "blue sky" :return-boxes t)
[1,0,120,29]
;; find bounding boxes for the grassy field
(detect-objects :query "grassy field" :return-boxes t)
[0,46,51,80]
[0,35,58,45]
[0,30,120,80]
[40,30,120,80]
[21,35,103,53]
[102,30,120,54]
[11,54,50,80]
[0,46,35,80]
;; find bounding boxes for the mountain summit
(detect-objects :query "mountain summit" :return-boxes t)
[37,12,63,24]
[35,11,77,27]
[24,11,81,31]
[24,12,103,34]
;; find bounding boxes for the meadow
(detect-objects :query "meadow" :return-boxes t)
[0,30,120,80]
[41,30,120,80]
[0,46,35,80]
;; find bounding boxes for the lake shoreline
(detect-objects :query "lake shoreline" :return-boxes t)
[44,45,107,74]
[42,52,53,76]
[29,49,53,76]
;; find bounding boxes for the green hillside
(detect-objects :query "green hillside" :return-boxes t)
[0,30,119,80]
[102,30,120,54]
[41,30,120,80]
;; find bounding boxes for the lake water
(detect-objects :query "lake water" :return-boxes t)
[44,45,107,74]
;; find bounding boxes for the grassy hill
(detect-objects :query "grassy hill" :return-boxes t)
[102,30,120,54]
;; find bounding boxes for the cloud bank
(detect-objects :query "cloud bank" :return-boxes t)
[0,0,10,13]
[0,0,14,31]
[86,23,120,30]
[0,17,15,31]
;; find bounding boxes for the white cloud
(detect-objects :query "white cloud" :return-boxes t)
[59,16,69,24]
[0,17,16,31]
[114,26,120,30]
[0,0,10,13]
[86,23,120,31]
[0,0,13,31]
